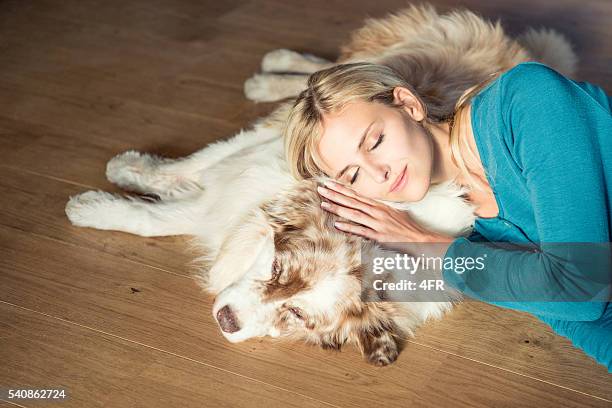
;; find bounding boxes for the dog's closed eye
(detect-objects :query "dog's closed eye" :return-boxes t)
[288,306,304,320]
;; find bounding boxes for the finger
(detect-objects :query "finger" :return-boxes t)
[318,186,377,217]
[334,221,380,241]
[322,180,380,206]
[320,200,378,230]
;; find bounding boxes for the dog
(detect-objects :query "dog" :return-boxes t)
[65,4,577,365]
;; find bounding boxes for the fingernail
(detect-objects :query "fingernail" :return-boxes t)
[323,180,335,188]
[334,222,343,229]
[317,186,327,194]
[320,201,330,209]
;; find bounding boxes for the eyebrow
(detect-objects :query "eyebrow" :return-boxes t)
[335,120,375,179]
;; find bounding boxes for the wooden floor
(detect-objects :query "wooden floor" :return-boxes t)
[0,0,610,407]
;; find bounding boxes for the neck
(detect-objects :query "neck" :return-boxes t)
[426,120,462,186]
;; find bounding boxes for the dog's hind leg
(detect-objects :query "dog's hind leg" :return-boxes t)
[244,73,309,102]
[65,190,202,237]
[260,49,334,74]
[244,49,334,102]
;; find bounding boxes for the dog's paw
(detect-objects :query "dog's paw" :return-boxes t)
[65,190,121,229]
[106,150,177,195]
[244,73,282,102]
[261,48,304,73]
[106,150,157,188]
[364,333,400,367]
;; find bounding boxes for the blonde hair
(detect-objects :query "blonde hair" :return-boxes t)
[282,62,500,193]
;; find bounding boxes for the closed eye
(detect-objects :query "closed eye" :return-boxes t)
[350,168,359,184]
[369,133,384,151]
[350,133,384,184]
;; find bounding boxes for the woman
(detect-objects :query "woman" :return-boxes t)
[282,61,612,371]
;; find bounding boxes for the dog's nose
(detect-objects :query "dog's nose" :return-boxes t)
[216,305,240,333]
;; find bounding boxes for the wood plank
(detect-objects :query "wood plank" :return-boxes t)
[0,108,237,188]
[0,165,193,275]
[2,117,612,397]
[1,2,248,89]
[413,302,612,399]
[0,400,26,408]
[0,72,245,138]
[1,224,609,407]
[1,0,611,405]
[0,303,330,408]
[0,303,154,408]
[0,3,286,111]
[0,149,610,401]
[0,222,442,407]
[7,0,344,58]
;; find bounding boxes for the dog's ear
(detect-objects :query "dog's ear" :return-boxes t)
[204,208,274,293]
[352,304,402,366]
[260,179,322,240]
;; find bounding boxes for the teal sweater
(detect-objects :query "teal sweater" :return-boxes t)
[441,62,612,321]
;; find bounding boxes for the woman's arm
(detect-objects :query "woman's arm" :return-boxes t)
[442,63,612,321]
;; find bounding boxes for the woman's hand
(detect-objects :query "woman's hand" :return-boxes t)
[316,180,453,245]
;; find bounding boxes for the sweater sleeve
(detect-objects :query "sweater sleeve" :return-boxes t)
[441,63,612,321]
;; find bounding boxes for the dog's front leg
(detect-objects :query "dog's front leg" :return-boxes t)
[65,191,201,237]
[105,151,204,200]
[106,125,280,199]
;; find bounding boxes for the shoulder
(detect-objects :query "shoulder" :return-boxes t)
[497,62,571,102]
[493,62,589,131]
[495,61,611,111]
[500,61,564,83]
[496,61,612,123]
[470,62,571,131]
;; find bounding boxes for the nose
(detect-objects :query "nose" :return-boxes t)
[216,305,240,333]
[361,160,390,184]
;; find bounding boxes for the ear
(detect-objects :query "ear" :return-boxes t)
[260,179,327,239]
[205,208,274,293]
[393,86,426,122]
[353,304,402,366]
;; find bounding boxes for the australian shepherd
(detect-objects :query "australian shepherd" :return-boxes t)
[65,4,577,365]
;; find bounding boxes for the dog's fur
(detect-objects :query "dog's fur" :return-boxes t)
[65,4,577,366]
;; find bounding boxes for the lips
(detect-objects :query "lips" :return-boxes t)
[389,165,408,193]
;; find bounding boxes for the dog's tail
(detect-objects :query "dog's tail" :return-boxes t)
[518,28,578,78]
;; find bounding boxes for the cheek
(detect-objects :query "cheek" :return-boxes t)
[383,120,417,159]
[399,122,434,179]
[402,120,429,155]
[388,122,434,201]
